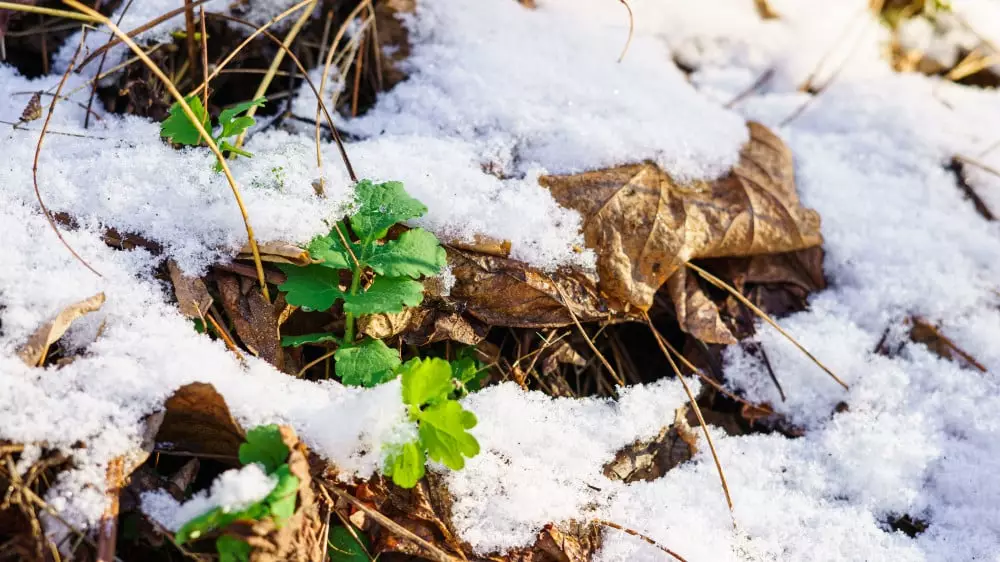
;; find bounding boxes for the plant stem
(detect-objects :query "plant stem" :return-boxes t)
[343,265,362,344]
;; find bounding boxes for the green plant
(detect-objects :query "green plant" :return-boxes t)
[174,425,298,559]
[278,179,446,386]
[160,95,266,169]
[277,180,483,488]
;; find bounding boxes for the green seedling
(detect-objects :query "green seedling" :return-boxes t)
[278,179,446,386]
[160,95,266,170]
[277,180,482,487]
[174,425,298,559]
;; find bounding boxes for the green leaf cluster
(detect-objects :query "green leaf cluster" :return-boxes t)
[384,358,480,488]
[175,425,299,559]
[160,95,266,168]
[278,180,446,386]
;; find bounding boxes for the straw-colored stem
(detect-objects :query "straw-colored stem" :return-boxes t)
[63,0,271,301]
[0,1,98,22]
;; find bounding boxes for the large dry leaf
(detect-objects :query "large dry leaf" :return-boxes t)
[17,292,105,366]
[155,382,245,459]
[539,122,822,339]
[360,307,488,346]
[167,260,212,320]
[447,248,615,328]
[217,275,283,369]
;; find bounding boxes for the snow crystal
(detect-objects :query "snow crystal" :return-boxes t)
[142,463,277,531]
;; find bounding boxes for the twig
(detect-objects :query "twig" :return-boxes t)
[321,484,459,562]
[685,262,848,390]
[643,311,735,516]
[616,0,633,62]
[232,0,318,151]
[33,27,102,277]
[595,519,689,562]
[64,0,272,301]
[551,282,624,387]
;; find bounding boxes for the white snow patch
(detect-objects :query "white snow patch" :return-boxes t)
[142,464,277,532]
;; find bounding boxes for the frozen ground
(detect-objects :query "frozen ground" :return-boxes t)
[1,0,1000,560]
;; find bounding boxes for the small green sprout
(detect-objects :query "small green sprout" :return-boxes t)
[174,425,298,557]
[160,95,266,169]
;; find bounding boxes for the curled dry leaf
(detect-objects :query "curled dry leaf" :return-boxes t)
[447,248,615,328]
[156,382,245,459]
[18,91,42,124]
[16,292,105,366]
[360,307,488,346]
[506,521,602,562]
[539,122,822,341]
[167,259,212,320]
[232,426,327,562]
[238,241,312,266]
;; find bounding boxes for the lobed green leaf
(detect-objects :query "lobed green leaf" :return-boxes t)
[350,180,427,244]
[400,357,453,407]
[334,337,401,387]
[239,425,289,474]
[278,264,345,311]
[365,228,446,279]
[417,401,479,471]
[281,332,340,348]
[383,440,426,489]
[160,95,209,146]
[342,276,424,315]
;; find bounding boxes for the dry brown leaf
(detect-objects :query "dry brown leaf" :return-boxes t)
[217,275,283,369]
[448,235,512,258]
[540,122,821,340]
[666,268,738,344]
[541,340,586,376]
[156,382,245,459]
[908,316,987,372]
[167,260,212,320]
[16,292,105,366]
[18,91,42,124]
[371,478,466,559]
[360,307,489,346]
[238,241,312,266]
[233,426,327,562]
[603,406,697,483]
[375,0,415,91]
[448,248,615,328]
[505,522,602,562]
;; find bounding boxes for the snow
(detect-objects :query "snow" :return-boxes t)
[141,463,277,532]
[1,0,1000,560]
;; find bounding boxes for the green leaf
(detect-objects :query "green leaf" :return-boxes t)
[327,525,372,562]
[219,97,266,125]
[400,357,453,407]
[219,140,253,158]
[278,264,345,311]
[308,228,360,271]
[343,276,424,315]
[239,425,289,473]
[175,500,268,545]
[383,440,426,489]
[161,95,209,146]
[350,180,427,244]
[417,401,479,471]
[281,332,340,348]
[217,535,251,562]
[264,464,299,524]
[334,337,401,387]
[365,229,446,279]
[451,350,487,395]
[220,115,256,139]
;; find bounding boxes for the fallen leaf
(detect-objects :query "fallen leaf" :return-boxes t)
[541,340,585,376]
[908,316,987,372]
[156,382,245,459]
[360,307,489,346]
[167,260,212,320]
[447,235,512,258]
[17,292,105,366]
[217,275,283,369]
[603,406,697,483]
[506,522,602,562]
[447,248,616,328]
[539,122,821,340]
[666,267,737,344]
[238,241,312,266]
[18,91,42,124]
